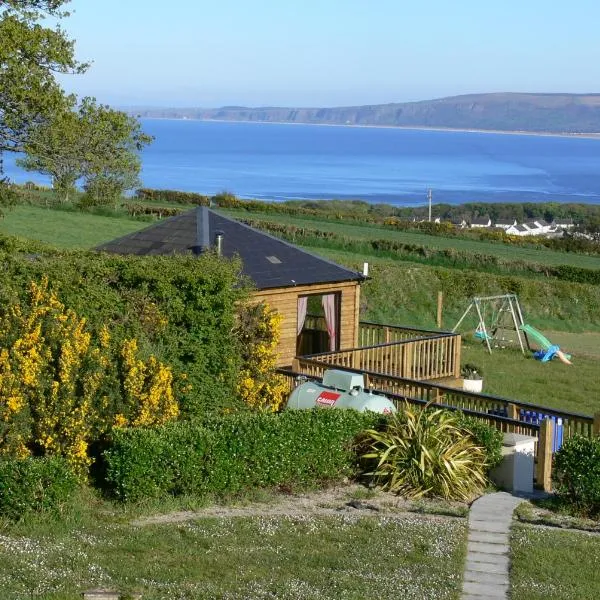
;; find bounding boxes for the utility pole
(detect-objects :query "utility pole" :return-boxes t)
[428,188,432,222]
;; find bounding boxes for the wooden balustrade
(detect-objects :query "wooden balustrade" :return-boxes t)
[301,333,461,381]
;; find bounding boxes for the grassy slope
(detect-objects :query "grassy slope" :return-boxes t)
[0,496,466,600]
[511,525,600,600]
[0,206,147,249]
[220,209,600,270]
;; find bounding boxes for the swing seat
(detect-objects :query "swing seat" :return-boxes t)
[474,330,492,341]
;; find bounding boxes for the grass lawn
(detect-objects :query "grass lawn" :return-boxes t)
[221,209,600,270]
[0,493,467,600]
[510,524,600,600]
[0,205,147,249]
[461,342,600,415]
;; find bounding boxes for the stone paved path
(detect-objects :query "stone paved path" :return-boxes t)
[462,492,524,599]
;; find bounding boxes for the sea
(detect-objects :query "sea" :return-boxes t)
[4,119,600,206]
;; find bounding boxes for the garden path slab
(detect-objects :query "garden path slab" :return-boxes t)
[461,492,524,600]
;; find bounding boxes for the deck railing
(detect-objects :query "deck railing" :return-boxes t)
[290,357,594,442]
[299,333,461,381]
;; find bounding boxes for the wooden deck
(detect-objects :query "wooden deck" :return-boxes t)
[287,319,596,492]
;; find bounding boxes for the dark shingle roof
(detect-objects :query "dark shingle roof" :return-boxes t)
[471,216,491,225]
[96,208,364,290]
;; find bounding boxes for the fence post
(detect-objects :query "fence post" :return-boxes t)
[536,419,554,492]
[507,403,519,421]
[384,326,390,344]
[594,412,600,436]
[291,358,300,373]
[437,291,443,329]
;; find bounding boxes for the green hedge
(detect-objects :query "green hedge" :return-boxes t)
[554,435,600,517]
[0,457,78,520]
[0,240,248,414]
[135,188,210,205]
[103,410,382,502]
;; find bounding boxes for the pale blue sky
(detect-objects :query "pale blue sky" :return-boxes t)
[57,0,600,107]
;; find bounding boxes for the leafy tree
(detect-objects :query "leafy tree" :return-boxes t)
[18,98,153,203]
[0,1,84,213]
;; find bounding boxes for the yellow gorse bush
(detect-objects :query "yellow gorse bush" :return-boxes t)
[237,303,288,412]
[0,277,179,478]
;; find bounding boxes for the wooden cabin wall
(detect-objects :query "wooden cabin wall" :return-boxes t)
[252,282,361,367]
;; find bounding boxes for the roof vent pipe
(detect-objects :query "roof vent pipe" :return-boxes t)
[215,230,224,256]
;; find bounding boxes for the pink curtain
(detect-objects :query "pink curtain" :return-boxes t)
[297,296,308,335]
[322,294,337,351]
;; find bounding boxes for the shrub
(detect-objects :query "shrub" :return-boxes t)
[103,410,381,502]
[236,303,288,411]
[361,404,487,500]
[455,413,503,471]
[0,457,78,520]
[0,277,179,477]
[553,435,600,517]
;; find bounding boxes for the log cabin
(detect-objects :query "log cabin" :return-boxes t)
[96,207,366,366]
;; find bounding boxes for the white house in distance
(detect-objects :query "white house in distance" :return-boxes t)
[553,218,576,229]
[506,224,530,236]
[494,218,517,230]
[470,216,492,228]
[533,219,552,233]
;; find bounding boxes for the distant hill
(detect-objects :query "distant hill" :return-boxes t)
[130,93,600,134]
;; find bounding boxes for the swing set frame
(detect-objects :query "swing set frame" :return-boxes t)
[452,294,531,354]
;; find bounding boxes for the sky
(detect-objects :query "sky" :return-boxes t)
[56,0,600,108]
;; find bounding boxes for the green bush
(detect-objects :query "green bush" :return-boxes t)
[0,457,78,520]
[553,435,600,517]
[103,410,381,502]
[0,243,248,415]
[456,413,503,471]
[135,188,210,205]
[361,404,488,500]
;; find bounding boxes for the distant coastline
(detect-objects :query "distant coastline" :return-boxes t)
[141,116,600,140]
[130,92,600,138]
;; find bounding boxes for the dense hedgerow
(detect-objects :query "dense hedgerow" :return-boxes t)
[103,410,382,502]
[0,457,78,520]
[0,238,248,414]
[553,435,600,517]
[135,188,210,205]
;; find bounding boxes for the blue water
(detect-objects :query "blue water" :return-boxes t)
[4,119,600,206]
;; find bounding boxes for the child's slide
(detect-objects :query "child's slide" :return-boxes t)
[520,324,573,365]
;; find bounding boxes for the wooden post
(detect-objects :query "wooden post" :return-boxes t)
[536,419,554,492]
[594,412,600,436]
[507,403,519,421]
[291,358,300,373]
[437,291,443,329]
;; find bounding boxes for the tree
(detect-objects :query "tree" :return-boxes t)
[0,1,84,153]
[17,98,153,203]
[0,1,84,213]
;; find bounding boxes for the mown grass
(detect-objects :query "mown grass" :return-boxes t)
[461,342,600,415]
[510,524,600,600]
[220,209,600,270]
[0,491,467,600]
[0,205,147,248]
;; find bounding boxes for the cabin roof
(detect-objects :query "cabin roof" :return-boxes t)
[96,207,364,290]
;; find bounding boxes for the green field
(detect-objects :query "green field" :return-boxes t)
[0,205,147,248]
[511,525,600,600]
[221,209,600,270]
